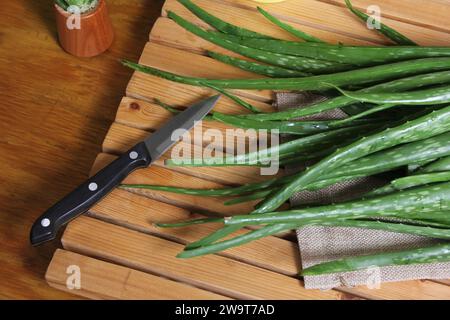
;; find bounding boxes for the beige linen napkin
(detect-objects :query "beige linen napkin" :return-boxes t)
[276,92,450,290]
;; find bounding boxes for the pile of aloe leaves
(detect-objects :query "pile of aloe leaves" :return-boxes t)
[121,0,450,277]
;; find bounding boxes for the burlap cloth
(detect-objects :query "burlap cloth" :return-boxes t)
[275,92,450,290]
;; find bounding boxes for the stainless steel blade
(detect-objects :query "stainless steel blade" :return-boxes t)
[144,95,220,161]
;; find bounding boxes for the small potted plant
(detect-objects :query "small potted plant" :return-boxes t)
[54,0,114,57]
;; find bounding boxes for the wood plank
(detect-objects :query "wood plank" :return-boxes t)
[102,124,279,185]
[134,42,273,101]
[219,0,450,46]
[321,0,450,33]
[62,216,345,300]
[46,249,228,300]
[88,188,300,276]
[92,153,260,215]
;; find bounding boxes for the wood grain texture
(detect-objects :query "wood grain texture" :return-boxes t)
[153,15,373,48]
[115,96,266,156]
[62,216,344,300]
[127,72,275,114]
[320,0,450,33]
[116,97,238,130]
[223,0,450,45]
[47,249,228,299]
[88,188,301,276]
[130,42,274,102]
[162,0,378,45]
[108,0,450,300]
[86,188,450,300]
[0,0,164,299]
[341,279,450,300]
[11,0,448,300]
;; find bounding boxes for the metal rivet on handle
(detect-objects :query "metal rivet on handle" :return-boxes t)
[41,218,51,228]
[129,151,138,160]
[89,182,98,191]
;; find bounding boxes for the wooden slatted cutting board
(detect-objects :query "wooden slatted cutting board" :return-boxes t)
[45,0,450,299]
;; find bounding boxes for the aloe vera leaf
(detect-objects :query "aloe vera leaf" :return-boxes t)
[365,172,450,198]
[127,132,450,204]
[177,0,273,39]
[203,84,262,113]
[302,243,450,276]
[256,7,325,43]
[177,221,450,259]
[122,57,450,92]
[344,0,417,46]
[207,50,309,78]
[167,11,351,74]
[254,106,450,214]
[422,157,450,173]
[336,85,450,106]
[319,220,450,240]
[240,71,450,121]
[225,183,450,226]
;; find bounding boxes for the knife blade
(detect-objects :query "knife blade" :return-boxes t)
[30,95,221,246]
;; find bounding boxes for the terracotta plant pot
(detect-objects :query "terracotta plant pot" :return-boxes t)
[54,0,114,58]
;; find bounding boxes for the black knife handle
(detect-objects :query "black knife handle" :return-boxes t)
[30,142,152,246]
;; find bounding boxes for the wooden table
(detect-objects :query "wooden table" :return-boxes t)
[0,0,164,299]
[2,0,450,300]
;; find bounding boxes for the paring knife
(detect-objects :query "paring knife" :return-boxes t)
[30,95,221,246]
